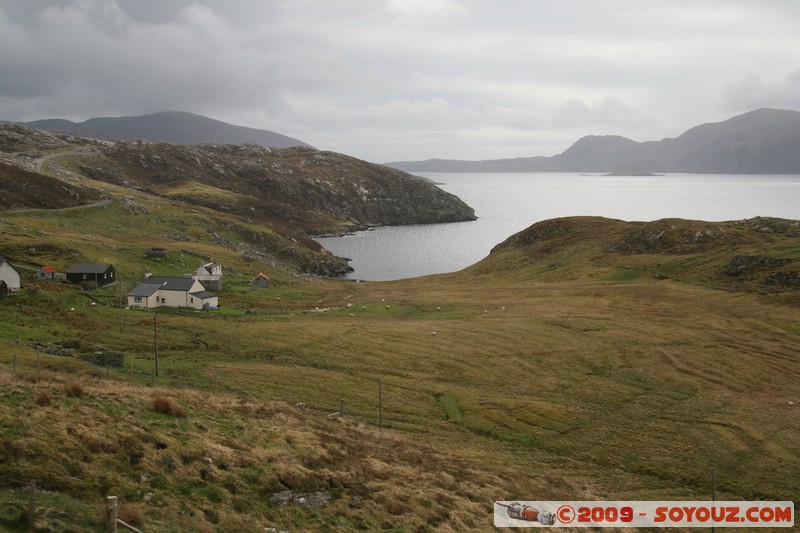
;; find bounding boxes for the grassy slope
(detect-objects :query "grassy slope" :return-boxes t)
[1,204,799,531]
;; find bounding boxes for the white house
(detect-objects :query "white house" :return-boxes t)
[193,262,222,290]
[0,257,21,293]
[128,275,218,310]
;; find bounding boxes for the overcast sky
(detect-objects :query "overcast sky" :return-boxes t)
[2,0,799,163]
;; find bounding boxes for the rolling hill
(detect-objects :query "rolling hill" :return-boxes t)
[17,111,312,149]
[387,108,800,174]
[0,123,475,276]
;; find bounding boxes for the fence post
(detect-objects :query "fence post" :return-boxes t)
[27,479,35,530]
[340,399,344,417]
[106,496,118,533]
[12,354,16,378]
[379,379,383,432]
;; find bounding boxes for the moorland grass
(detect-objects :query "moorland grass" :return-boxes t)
[0,182,798,530]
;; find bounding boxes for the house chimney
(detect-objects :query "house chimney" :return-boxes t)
[144,269,151,279]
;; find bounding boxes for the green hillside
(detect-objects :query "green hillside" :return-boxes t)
[2,211,798,531]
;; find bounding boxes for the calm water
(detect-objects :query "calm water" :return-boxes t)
[315,173,800,281]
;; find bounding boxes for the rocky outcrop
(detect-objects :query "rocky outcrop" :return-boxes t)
[75,141,476,232]
[724,255,793,277]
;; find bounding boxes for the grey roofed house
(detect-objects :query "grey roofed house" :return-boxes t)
[127,275,218,310]
[127,282,162,298]
[145,276,198,291]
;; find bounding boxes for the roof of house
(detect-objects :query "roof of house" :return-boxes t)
[128,283,162,297]
[190,290,217,299]
[67,263,113,274]
[40,266,57,273]
[0,257,18,271]
[145,276,197,291]
[253,272,270,280]
[200,263,221,274]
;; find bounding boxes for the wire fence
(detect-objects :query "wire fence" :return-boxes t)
[0,475,118,531]
[0,345,382,533]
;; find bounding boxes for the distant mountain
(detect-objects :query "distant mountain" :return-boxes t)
[387,108,800,174]
[18,111,312,149]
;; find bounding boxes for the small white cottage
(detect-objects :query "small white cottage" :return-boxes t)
[0,257,21,293]
[193,262,222,290]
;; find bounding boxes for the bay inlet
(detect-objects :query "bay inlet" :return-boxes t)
[315,172,800,281]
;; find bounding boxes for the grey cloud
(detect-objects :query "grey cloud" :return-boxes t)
[720,71,800,113]
[553,98,658,130]
[0,0,799,162]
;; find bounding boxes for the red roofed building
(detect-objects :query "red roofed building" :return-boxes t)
[37,266,58,281]
[252,272,270,288]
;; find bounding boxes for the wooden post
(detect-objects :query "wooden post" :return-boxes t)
[129,355,134,380]
[340,399,344,417]
[27,480,35,530]
[12,354,16,378]
[153,313,159,377]
[106,496,118,533]
[119,277,123,332]
[379,379,383,431]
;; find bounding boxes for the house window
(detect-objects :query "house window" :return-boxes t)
[161,298,166,304]
[190,297,194,303]
[134,296,142,303]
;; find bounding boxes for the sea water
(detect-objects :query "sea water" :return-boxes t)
[315,173,800,281]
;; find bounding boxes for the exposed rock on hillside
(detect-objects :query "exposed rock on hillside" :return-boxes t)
[88,142,475,231]
[0,124,475,276]
[606,220,733,255]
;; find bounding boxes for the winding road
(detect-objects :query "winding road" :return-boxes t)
[33,149,99,173]
[11,149,112,213]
